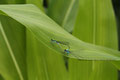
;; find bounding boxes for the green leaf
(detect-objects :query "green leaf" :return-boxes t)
[26,0,44,11]
[89,61,117,80]
[69,60,92,80]
[69,0,95,80]
[0,0,6,4]
[27,29,67,80]
[48,0,79,32]
[69,0,118,80]
[111,61,120,70]
[26,1,67,80]
[0,0,25,4]
[0,74,4,80]
[0,5,120,60]
[0,16,27,80]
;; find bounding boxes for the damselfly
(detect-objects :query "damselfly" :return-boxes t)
[51,39,70,49]
[51,39,83,60]
[64,49,70,55]
[64,49,83,60]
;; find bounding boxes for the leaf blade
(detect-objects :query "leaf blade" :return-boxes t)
[0,4,120,60]
[0,16,26,80]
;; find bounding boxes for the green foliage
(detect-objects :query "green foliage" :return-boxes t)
[48,0,79,32]
[69,0,118,80]
[0,5,120,60]
[0,0,120,80]
[0,16,26,80]
[26,0,43,10]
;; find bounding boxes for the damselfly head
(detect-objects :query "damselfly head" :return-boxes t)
[64,49,70,54]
